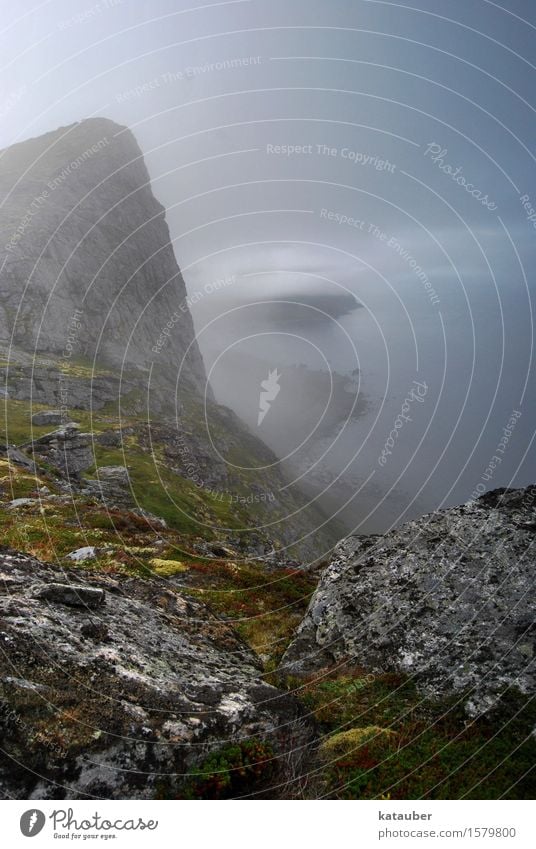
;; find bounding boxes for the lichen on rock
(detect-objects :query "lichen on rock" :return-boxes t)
[282,487,536,715]
[0,548,314,799]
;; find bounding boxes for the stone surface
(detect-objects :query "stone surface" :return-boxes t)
[4,445,37,473]
[29,426,94,477]
[0,549,314,799]
[4,498,37,510]
[0,118,207,397]
[4,360,140,412]
[66,547,98,562]
[282,487,536,713]
[208,542,237,558]
[31,411,64,426]
[96,465,130,486]
[79,465,133,508]
[34,582,105,608]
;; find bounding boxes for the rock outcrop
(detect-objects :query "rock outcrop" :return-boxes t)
[80,465,134,507]
[31,410,63,427]
[28,423,93,478]
[0,548,314,799]
[282,488,536,714]
[0,118,207,396]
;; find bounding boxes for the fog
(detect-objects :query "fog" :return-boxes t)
[1,0,535,532]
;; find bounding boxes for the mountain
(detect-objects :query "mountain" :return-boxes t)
[0,117,205,393]
[0,119,342,560]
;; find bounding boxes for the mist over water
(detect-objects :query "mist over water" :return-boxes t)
[190,231,535,533]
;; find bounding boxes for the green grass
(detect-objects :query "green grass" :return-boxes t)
[1,399,54,444]
[88,440,244,537]
[1,395,254,538]
[1,396,146,444]
[54,355,115,380]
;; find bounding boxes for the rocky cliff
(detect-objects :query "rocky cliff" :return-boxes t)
[0,118,206,394]
[0,119,341,560]
[282,487,536,715]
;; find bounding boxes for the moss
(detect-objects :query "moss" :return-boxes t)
[87,439,246,537]
[148,557,188,577]
[55,356,114,380]
[320,726,397,756]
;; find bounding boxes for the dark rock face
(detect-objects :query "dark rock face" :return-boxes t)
[0,118,207,396]
[31,410,63,426]
[79,465,133,508]
[33,582,105,608]
[6,445,36,473]
[5,353,140,412]
[29,424,94,478]
[97,465,129,486]
[0,549,314,799]
[282,488,536,714]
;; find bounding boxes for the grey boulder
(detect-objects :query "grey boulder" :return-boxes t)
[282,487,536,715]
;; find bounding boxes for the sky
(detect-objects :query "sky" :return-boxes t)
[1,0,535,532]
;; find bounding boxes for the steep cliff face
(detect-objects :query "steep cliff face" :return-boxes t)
[0,118,206,394]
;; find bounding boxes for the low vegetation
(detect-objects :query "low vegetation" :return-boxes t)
[1,394,535,800]
[291,670,536,799]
